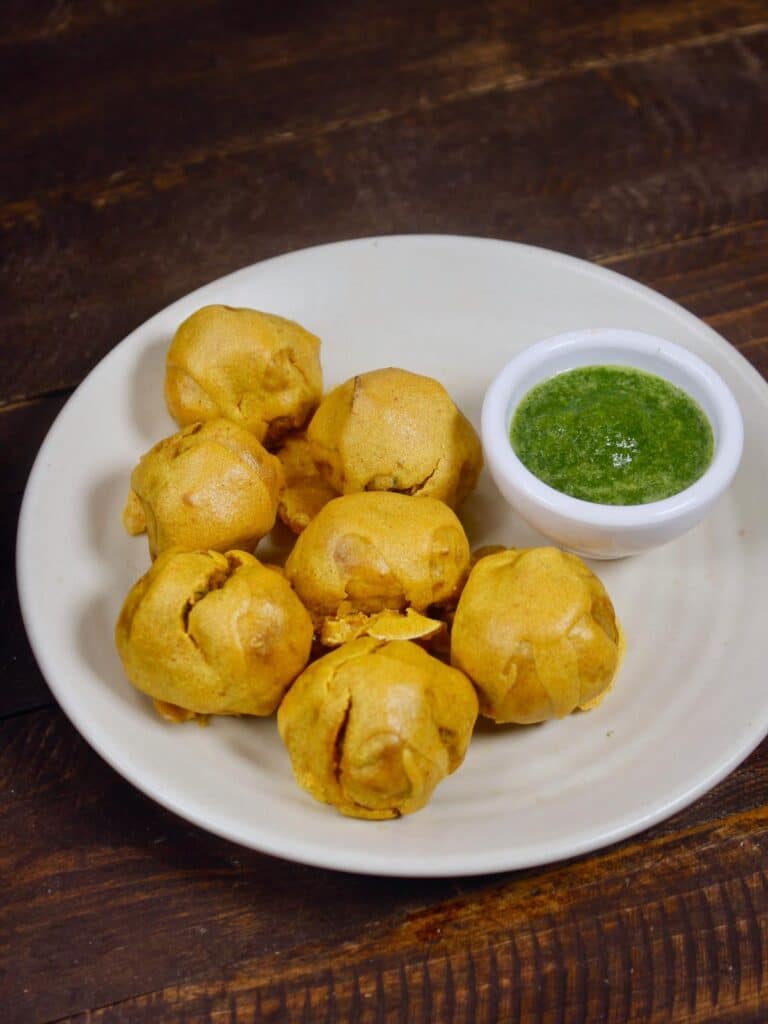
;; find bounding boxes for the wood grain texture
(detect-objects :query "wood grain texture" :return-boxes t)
[3,0,766,203]
[5,2,768,1021]
[3,18,768,402]
[1,708,767,1023]
[602,218,768,378]
[0,0,218,45]
[0,395,64,717]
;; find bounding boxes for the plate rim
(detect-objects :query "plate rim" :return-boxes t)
[16,233,768,877]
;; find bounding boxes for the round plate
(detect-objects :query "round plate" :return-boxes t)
[17,236,768,877]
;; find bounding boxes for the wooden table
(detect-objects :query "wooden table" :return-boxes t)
[3,3,768,1021]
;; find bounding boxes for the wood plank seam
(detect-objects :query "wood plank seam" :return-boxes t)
[2,209,767,417]
[1,21,766,232]
[595,216,768,266]
[49,869,768,1023]
[25,817,768,1023]
[0,387,76,416]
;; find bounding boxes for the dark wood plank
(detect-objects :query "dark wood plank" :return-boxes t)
[0,0,216,45]
[0,396,65,717]
[4,4,768,1023]
[602,218,768,378]
[1,707,766,1023]
[3,0,766,204]
[3,27,768,403]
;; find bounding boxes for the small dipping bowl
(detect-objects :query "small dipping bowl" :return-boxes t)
[481,328,744,558]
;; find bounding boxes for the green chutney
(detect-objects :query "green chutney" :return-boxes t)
[510,365,714,505]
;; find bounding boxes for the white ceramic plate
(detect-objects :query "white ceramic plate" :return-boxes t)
[17,236,768,877]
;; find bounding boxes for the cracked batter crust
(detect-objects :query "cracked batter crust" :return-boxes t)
[164,305,323,444]
[277,638,478,819]
[283,492,470,645]
[307,367,483,508]
[116,549,314,718]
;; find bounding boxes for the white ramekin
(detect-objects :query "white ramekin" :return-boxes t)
[481,328,744,558]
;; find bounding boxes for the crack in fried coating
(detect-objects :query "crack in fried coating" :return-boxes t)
[320,607,446,648]
[165,305,322,444]
[283,492,470,646]
[116,549,313,718]
[307,368,483,508]
[277,638,478,819]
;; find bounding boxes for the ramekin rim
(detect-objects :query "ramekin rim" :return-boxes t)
[480,328,744,529]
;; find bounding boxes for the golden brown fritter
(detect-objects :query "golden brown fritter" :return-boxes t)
[283,492,470,643]
[165,305,322,444]
[451,547,622,723]
[125,418,283,558]
[278,638,478,818]
[274,431,338,534]
[308,368,482,507]
[116,549,314,718]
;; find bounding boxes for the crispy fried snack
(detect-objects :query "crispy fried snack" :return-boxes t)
[116,549,313,719]
[274,431,338,534]
[165,305,322,444]
[307,367,483,507]
[124,418,283,558]
[451,547,622,723]
[283,492,470,643]
[278,638,478,818]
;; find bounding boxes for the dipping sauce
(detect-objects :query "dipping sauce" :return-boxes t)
[510,365,714,505]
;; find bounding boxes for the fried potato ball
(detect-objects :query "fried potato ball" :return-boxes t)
[451,547,622,724]
[278,638,478,818]
[274,431,338,534]
[283,492,470,641]
[124,418,283,558]
[307,367,483,507]
[116,549,313,718]
[165,305,323,444]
